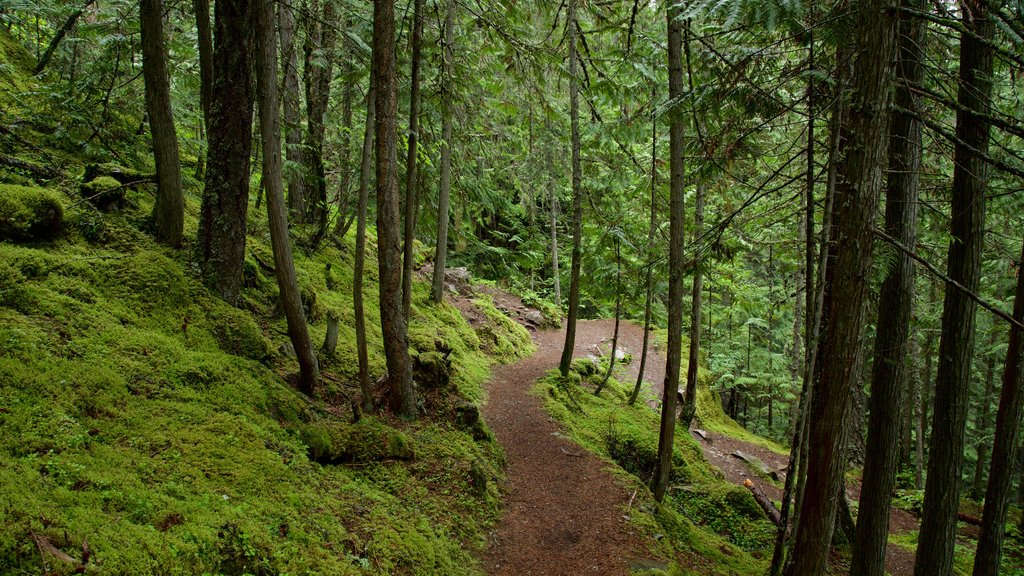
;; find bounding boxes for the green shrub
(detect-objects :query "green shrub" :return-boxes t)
[0,184,64,241]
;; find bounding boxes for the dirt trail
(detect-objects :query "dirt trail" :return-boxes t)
[467,285,919,575]
[481,320,660,575]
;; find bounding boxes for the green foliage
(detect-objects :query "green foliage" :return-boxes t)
[0,184,64,241]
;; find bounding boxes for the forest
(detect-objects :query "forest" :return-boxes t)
[1,0,1023,574]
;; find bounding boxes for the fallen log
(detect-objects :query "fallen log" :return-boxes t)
[957,511,982,526]
[743,479,781,525]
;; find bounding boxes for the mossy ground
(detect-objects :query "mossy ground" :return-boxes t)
[535,368,772,576]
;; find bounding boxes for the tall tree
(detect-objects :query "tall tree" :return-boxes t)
[680,183,704,428]
[402,0,424,317]
[374,0,417,417]
[629,100,658,407]
[652,0,685,503]
[354,79,376,413]
[783,0,897,572]
[278,1,305,217]
[972,339,997,501]
[971,232,1024,576]
[253,0,320,395]
[849,1,923,572]
[914,1,992,572]
[557,0,583,377]
[303,0,337,242]
[196,0,254,306]
[430,0,456,304]
[193,0,213,129]
[139,0,184,248]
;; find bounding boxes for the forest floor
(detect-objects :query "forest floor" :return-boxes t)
[456,284,921,575]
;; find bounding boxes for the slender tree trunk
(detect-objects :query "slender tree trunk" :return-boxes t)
[330,37,355,242]
[193,0,212,130]
[595,238,621,397]
[914,2,992,573]
[354,79,376,413]
[849,2,923,572]
[972,342,997,501]
[918,283,936,489]
[783,0,896,572]
[33,0,95,76]
[303,0,336,243]
[652,1,685,504]
[431,0,456,305]
[973,239,1024,576]
[197,0,254,306]
[140,0,184,248]
[549,152,561,307]
[630,106,658,406]
[374,0,416,417]
[402,0,424,317]
[253,0,319,395]
[558,0,583,378]
[681,184,704,428]
[278,1,305,218]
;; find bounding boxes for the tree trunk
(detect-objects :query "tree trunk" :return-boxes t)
[558,0,583,378]
[849,2,923,572]
[278,1,305,218]
[681,184,704,429]
[783,0,896,572]
[354,79,376,413]
[549,144,561,307]
[652,1,685,504]
[374,0,416,418]
[330,34,355,243]
[972,340,996,501]
[33,0,95,76]
[402,0,424,317]
[253,0,320,395]
[430,0,455,305]
[595,238,621,397]
[630,105,658,406]
[140,0,184,248]
[918,283,936,489]
[196,0,254,306]
[914,2,991,573]
[192,0,212,130]
[972,238,1024,576]
[303,0,336,242]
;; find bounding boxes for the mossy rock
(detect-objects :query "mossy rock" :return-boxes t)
[0,184,63,242]
[300,417,414,464]
[79,176,126,211]
[82,163,154,185]
[722,486,764,521]
[112,251,190,311]
[570,357,597,377]
[209,305,271,361]
[455,400,492,442]
[412,351,452,390]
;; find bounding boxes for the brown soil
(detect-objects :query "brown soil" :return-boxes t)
[480,322,663,575]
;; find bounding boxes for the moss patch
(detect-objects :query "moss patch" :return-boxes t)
[0,184,64,241]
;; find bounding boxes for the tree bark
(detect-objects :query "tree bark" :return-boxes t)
[972,238,1024,576]
[558,0,583,378]
[430,0,456,304]
[197,0,254,306]
[849,2,923,572]
[914,2,992,573]
[783,0,896,572]
[402,0,424,317]
[140,0,184,248]
[681,184,704,429]
[374,0,416,417]
[253,0,320,395]
[354,79,376,413]
[652,1,685,504]
[278,1,305,218]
